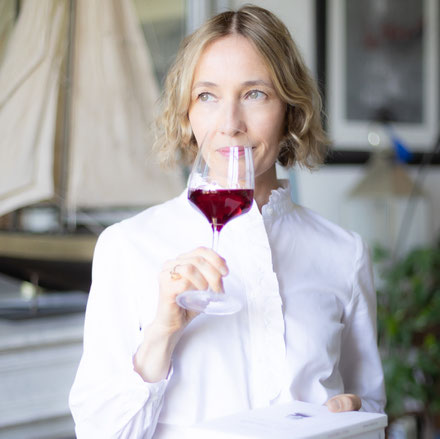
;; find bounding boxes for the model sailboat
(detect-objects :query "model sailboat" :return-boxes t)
[0,0,184,291]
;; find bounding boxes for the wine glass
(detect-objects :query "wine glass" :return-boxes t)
[176,131,255,315]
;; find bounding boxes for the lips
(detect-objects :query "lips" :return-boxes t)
[217,146,252,157]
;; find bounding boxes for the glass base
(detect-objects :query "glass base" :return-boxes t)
[176,290,242,315]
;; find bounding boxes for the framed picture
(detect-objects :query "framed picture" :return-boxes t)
[325,0,439,152]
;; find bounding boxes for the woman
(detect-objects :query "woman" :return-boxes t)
[70,5,385,438]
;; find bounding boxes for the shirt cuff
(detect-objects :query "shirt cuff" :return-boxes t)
[136,364,174,402]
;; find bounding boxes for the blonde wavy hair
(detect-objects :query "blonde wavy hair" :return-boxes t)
[154,4,329,169]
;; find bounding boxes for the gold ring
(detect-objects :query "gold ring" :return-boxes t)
[170,265,182,280]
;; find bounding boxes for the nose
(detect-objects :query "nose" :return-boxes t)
[218,98,246,137]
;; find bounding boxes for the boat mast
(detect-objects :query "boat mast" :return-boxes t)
[58,0,76,232]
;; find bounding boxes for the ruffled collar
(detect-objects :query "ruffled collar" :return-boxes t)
[261,180,295,219]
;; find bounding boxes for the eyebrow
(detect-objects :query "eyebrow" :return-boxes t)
[192,79,274,89]
[192,81,218,89]
[242,80,273,88]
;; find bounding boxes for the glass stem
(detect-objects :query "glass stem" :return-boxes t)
[211,228,220,252]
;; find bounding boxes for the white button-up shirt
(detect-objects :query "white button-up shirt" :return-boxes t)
[69,185,386,439]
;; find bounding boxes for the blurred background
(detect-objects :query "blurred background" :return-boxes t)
[0,0,438,438]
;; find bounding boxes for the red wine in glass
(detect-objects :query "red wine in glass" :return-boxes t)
[176,133,255,315]
[188,188,254,232]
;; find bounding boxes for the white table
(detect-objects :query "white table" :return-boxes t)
[0,312,84,439]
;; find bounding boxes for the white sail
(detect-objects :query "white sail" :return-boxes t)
[66,0,184,209]
[0,0,67,217]
[0,0,184,218]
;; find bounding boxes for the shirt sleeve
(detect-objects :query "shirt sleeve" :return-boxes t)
[339,233,386,414]
[69,225,169,438]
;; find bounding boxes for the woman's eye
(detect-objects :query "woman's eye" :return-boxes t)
[246,90,266,100]
[198,92,214,102]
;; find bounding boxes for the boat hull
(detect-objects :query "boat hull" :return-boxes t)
[0,232,96,291]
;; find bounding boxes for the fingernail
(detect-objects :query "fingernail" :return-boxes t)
[220,265,228,275]
[329,400,341,412]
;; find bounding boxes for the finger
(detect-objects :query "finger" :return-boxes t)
[162,248,228,294]
[161,261,197,284]
[178,247,229,276]
[161,261,215,295]
[159,272,197,303]
[174,262,210,291]
[176,257,224,293]
[325,394,362,412]
[167,248,228,292]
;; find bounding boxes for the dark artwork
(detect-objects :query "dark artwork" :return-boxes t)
[345,0,423,123]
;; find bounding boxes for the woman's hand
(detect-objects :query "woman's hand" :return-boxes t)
[325,394,362,412]
[134,247,228,383]
[155,246,229,333]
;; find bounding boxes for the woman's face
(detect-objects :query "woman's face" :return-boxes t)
[188,34,286,181]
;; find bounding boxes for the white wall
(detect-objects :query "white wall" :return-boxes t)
[294,165,440,252]
[231,0,316,73]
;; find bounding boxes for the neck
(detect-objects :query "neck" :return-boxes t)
[254,165,281,211]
